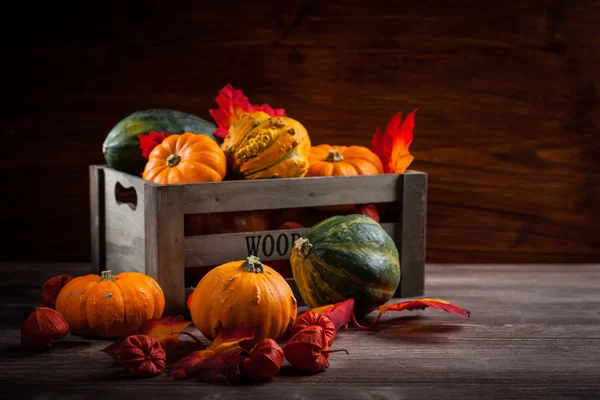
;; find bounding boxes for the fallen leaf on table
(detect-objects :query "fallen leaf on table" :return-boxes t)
[168,322,256,381]
[352,298,471,330]
[308,298,355,331]
[102,315,195,354]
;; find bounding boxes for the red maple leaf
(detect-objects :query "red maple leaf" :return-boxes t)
[209,84,287,138]
[371,110,416,173]
[168,322,256,381]
[139,131,170,158]
[351,298,471,330]
[102,315,196,354]
[306,298,355,331]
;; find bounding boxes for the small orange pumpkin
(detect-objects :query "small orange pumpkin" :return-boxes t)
[307,144,383,211]
[189,256,297,347]
[55,270,165,338]
[142,132,226,184]
[307,144,383,177]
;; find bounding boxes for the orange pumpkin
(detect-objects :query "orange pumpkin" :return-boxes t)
[55,270,165,338]
[189,256,297,347]
[307,144,383,212]
[221,112,311,179]
[307,144,383,177]
[184,210,270,236]
[142,132,226,184]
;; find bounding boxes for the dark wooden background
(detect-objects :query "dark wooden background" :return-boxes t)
[1,0,599,264]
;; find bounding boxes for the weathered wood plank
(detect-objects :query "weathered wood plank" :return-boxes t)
[144,185,185,315]
[89,165,105,275]
[182,173,407,214]
[103,167,146,275]
[398,171,427,297]
[183,223,398,267]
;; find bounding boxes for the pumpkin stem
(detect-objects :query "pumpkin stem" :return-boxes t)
[242,255,264,273]
[293,238,313,258]
[166,154,181,167]
[100,270,116,282]
[325,149,344,162]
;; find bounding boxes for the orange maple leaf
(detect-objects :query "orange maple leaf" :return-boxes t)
[168,322,256,381]
[307,298,355,331]
[352,298,471,330]
[371,110,416,173]
[102,315,194,354]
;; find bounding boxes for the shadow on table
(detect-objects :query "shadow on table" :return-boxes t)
[1,340,93,359]
[346,315,467,344]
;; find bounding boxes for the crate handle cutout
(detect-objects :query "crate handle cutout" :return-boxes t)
[114,181,137,210]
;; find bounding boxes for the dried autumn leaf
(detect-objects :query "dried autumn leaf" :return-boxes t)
[102,315,194,354]
[209,83,287,139]
[168,323,256,381]
[308,298,355,331]
[351,298,471,330]
[250,103,286,117]
[139,131,170,158]
[371,110,416,173]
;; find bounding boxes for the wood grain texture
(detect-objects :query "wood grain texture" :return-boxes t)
[1,262,599,399]
[182,172,407,213]
[103,168,146,275]
[144,185,186,315]
[1,1,599,263]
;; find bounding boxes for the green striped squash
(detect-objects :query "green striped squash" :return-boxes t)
[290,214,400,313]
[103,109,220,175]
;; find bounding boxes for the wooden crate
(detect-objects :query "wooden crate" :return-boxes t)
[89,165,427,314]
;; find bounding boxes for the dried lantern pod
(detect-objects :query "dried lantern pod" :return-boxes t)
[119,334,167,377]
[283,325,347,373]
[289,312,336,348]
[21,307,69,351]
[41,274,74,308]
[241,338,284,381]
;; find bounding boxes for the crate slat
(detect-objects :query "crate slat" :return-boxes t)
[181,173,413,214]
[184,222,399,267]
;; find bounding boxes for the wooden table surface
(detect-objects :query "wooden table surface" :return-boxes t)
[1,263,599,399]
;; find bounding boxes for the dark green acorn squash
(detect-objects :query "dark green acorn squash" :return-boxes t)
[102,109,221,175]
[290,214,400,313]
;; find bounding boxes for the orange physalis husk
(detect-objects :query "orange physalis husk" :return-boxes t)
[345,204,380,222]
[371,110,416,173]
[289,312,336,348]
[308,298,355,331]
[168,323,256,382]
[351,298,471,330]
[240,338,284,381]
[21,307,69,351]
[119,334,167,377]
[209,83,286,139]
[283,325,348,373]
[139,131,170,158]
[41,274,73,308]
[102,315,198,355]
